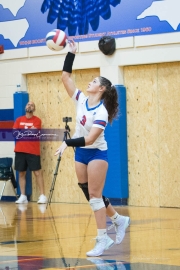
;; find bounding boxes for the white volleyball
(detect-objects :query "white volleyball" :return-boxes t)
[46,29,67,51]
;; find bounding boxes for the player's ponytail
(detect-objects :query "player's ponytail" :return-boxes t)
[99,76,119,124]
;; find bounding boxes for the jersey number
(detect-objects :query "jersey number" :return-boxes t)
[80,115,86,126]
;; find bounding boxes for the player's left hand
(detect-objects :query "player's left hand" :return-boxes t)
[54,141,67,156]
[68,39,77,54]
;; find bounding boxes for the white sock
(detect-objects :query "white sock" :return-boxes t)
[110,212,121,223]
[97,229,107,237]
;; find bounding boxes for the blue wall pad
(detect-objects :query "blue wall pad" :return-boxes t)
[0,109,14,121]
[13,92,29,121]
[13,92,32,197]
[104,85,129,201]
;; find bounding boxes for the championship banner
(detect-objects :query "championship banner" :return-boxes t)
[0,0,179,50]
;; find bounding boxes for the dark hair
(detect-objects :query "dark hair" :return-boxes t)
[99,76,119,124]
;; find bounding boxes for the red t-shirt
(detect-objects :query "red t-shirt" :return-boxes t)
[13,115,41,155]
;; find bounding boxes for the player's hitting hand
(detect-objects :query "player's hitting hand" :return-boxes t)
[68,39,77,54]
[54,141,68,156]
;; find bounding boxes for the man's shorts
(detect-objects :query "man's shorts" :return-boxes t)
[75,147,108,165]
[15,152,41,171]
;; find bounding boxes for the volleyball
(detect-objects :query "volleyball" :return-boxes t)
[46,29,67,51]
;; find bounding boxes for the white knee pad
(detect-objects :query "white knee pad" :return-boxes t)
[89,197,105,212]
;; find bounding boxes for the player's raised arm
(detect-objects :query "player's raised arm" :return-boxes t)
[62,40,77,98]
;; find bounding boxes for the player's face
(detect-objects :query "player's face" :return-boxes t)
[25,102,35,113]
[87,77,101,93]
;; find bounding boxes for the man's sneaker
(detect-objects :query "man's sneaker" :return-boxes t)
[108,216,130,244]
[86,235,114,257]
[37,194,48,204]
[15,194,28,204]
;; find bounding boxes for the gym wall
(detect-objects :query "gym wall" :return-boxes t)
[0,33,180,207]
[125,62,180,207]
[25,61,180,208]
[26,69,99,204]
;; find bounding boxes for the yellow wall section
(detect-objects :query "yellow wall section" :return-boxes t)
[124,62,180,207]
[27,69,100,203]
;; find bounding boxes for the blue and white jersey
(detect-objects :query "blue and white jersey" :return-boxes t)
[72,89,108,150]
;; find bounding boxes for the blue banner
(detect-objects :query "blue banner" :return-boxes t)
[0,0,179,50]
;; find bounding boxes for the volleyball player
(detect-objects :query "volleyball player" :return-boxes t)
[55,40,130,257]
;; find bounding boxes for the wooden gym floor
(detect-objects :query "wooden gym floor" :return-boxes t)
[0,202,180,270]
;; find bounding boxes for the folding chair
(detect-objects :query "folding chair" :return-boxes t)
[0,157,17,200]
